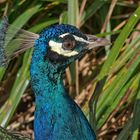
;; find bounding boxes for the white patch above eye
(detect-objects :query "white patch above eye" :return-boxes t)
[59,33,70,38]
[59,33,90,44]
[73,35,90,44]
[49,40,78,57]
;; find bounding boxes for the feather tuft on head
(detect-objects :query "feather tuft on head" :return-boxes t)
[0,16,39,67]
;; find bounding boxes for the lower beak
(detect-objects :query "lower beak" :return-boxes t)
[86,34,111,50]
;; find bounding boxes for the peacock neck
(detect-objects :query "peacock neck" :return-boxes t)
[30,61,66,106]
[30,52,70,139]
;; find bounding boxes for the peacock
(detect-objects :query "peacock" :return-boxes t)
[0,17,110,140]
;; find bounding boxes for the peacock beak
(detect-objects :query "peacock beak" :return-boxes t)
[86,34,111,50]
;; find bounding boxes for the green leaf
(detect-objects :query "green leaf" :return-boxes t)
[81,0,106,25]
[97,49,140,128]
[131,86,140,139]
[29,18,58,32]
[59,11,68,24]
[0,49,32,127]
[68,0,79,26]
[97,7,140,81]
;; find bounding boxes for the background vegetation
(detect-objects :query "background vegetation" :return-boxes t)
[0,0,140,139]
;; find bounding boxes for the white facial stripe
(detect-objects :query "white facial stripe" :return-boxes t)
[59,33,90,44]
[49,40,62,48]
[49,40,78,57]
[73,35,89,43]
[59,33,70,38]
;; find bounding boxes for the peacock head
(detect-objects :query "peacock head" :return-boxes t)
[33,24,110,72]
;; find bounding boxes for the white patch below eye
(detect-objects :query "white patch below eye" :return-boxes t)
[49,40,78,57]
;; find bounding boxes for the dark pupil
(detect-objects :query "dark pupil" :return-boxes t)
[63,40,75,50]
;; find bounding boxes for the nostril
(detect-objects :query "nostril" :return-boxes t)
[96,38,102,42]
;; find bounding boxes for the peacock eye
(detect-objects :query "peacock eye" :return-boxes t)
[62,39,76,50]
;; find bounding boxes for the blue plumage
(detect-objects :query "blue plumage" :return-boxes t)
[30,24,96,140]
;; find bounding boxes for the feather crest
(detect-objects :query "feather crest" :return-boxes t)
[0,16,39,66]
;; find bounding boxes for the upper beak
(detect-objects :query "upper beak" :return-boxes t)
[86,34,111,50]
